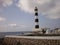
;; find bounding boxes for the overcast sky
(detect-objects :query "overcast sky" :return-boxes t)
[0,0,60,32]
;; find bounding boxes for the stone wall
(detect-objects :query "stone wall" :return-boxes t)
[3,37,60,45]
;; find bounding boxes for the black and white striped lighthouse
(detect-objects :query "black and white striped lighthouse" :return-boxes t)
[34,7,39,31]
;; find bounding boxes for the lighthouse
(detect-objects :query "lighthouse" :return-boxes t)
[34,7,40,32]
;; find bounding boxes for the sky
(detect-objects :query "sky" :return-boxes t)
[0,0,60,32]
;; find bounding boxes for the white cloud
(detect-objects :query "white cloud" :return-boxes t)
[0,24,32,32]
[0,0,13,7]
[9,24,17,27]
[8,23,30,28]
[19,25,29,28]
[17,0,60,19]
[0,17,6,22]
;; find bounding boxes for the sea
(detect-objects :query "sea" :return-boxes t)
[0,31,32,38]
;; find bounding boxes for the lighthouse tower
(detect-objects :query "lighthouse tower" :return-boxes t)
[34,7,40,32]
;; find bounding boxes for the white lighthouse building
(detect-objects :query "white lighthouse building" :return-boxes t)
[33,7,40,32]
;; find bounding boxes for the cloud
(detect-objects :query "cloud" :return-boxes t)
[0,0,13,7]
[8,23,30,29]
[17,0,60,19]
[0,17,6,22]
[0,23,32,32]
[9,24,17,27]
[19,25,29,28]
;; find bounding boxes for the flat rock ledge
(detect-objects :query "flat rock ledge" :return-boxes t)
[2,36,60,45]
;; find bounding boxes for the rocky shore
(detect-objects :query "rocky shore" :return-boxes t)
[1,36,60,45]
